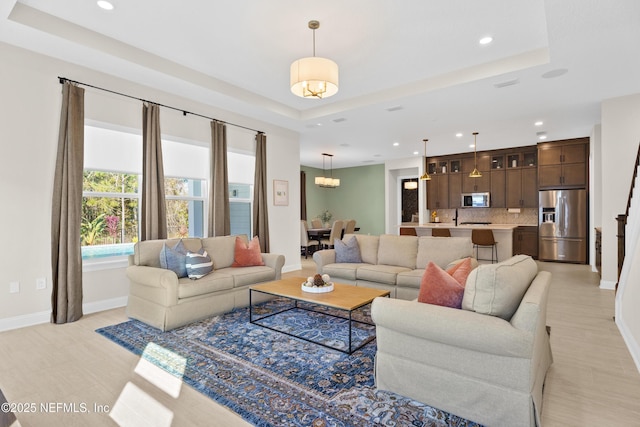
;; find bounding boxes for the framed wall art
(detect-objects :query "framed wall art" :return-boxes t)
[273,179,289,206]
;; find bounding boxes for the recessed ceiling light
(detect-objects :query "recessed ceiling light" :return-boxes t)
[97,1,114,10]
[413,151,419,155]
[456,133,463,138]
[469,144,476,148]
[534,121,543,126]
[538,135,548,140]
[393,142,399,147]
[479,36,493,45]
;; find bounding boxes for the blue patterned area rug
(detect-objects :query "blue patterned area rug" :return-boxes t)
[97,299,481,427]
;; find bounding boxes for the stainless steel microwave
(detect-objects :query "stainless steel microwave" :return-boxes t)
[462,192,490,208]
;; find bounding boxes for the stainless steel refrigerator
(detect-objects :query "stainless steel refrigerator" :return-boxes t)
[539,189,587,263]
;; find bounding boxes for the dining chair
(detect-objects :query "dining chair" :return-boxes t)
[311,218,323,228]
[344,219,356,235]
[300,220,320,258]
[320,220,344,249]
[471,229,498,263]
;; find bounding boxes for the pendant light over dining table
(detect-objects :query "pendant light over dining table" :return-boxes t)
[469,132,483,178]
[290,20,339,99]
[315,153,340,188]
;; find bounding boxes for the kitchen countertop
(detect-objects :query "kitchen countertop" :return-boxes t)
[400,223,536,230]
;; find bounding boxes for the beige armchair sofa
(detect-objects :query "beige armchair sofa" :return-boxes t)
[313,234,475,299]
[126,235,285,331]
[371,255,552,427]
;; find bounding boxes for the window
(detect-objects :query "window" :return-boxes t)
[229,183,252,236]
[81,170,139,259]
[165,177,206,238]
[81,125,255,260]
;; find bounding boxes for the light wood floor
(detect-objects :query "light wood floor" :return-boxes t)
[0,259,638,426]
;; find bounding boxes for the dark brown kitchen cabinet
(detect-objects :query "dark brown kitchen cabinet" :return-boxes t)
[490,170,506,208]
[506,167,538,208]
[513,226,538,259]
[427,174,448,209]
[448,172,462,209]
[462,155,491,193]
[538,138,588,189]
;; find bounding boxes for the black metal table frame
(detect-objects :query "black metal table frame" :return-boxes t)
[249,288,388,355]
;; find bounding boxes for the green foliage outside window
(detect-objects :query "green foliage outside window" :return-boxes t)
[82,171,139,246]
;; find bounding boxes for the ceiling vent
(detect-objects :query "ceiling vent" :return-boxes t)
[493,78,520,89]
[385,105,404,112]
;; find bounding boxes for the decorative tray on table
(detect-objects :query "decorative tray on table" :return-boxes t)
[301,274,334,293]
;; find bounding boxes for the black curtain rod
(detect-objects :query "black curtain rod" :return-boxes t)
[58,77,263,134]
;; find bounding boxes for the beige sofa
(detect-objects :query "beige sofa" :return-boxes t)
[312,234,475,299]
[126,235,285,331]
[371,255,552,427]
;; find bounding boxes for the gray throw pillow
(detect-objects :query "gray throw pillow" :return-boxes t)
[159,240,188,278]
[186,248,214,279]
[335,236,362,263]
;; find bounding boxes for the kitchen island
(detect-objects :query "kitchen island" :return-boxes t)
[399,223,532,263]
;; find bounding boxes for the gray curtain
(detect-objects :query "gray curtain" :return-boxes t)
[253,132,270,252]
[51,82,84,324]
[300,170,307,220]
[208,120,230,236]
[141,103,167,240]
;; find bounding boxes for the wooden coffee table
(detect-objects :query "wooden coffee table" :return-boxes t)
[249,276,390,354]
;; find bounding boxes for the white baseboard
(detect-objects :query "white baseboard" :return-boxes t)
[83,296,128,314]
[0,310,50,332]
[599,279,616,290]
[0,296,128,332]
[616,314,640,374]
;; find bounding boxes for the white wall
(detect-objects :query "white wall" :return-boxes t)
[589,125,602,273]
[0,42,301,330]
[601,92,640,370]
[600,94,640,285]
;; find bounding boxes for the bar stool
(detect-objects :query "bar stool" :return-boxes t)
[471,229,498,263]
[400,227,417,236]
[432,228,451,237]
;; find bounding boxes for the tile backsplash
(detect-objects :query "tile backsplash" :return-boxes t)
[431,208,538,225]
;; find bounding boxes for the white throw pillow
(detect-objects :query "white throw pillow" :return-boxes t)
[462,255,537,320]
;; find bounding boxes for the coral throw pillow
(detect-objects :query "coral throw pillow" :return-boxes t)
[418,258,473,309]
[446,257,474,286]
[232,236,265,267]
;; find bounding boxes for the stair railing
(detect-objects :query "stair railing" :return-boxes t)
[616,142,640,289]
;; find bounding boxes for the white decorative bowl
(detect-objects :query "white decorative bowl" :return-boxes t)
[301,283,334,293]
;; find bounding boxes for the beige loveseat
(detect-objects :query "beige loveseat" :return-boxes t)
[313,234,475,299]
[372,255,552,427]
[126,236,285,331]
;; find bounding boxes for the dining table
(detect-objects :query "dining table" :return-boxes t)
[306,227,332,239]
[306,226,360,240]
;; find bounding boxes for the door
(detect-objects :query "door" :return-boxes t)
[401,178,419,222]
